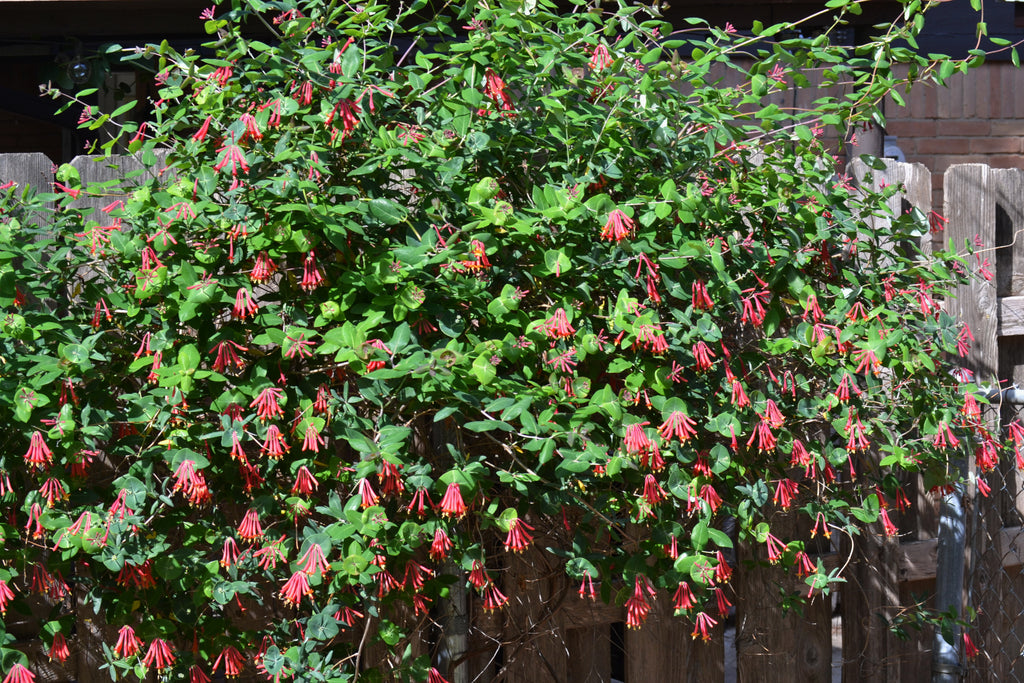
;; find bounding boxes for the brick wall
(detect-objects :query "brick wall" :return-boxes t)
[884,62,1024,209]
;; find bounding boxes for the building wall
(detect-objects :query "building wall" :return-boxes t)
[884,63,1024,209]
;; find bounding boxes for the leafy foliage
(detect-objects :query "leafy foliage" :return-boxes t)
[0,0,994,679]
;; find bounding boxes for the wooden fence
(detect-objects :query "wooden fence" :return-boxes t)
[1,152,1022,683]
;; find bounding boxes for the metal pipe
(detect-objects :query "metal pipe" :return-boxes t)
[983,387,1024,405]
[932,464,966,683]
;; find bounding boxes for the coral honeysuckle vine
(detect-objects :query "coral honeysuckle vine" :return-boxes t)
[0,0,1005,679]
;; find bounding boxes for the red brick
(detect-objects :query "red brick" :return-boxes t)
[986,154,1024,169]
[932,154,987,172]
[885,119,937,138]
[916,138,971,155]
[991,120,1024,136]
[936,120,990,136]
[970,137,1022,154]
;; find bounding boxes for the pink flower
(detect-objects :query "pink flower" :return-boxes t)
[765,533,787,564]
[964,632,980,659]
[141,638,175,671]
[714,551,733,584]
[692,341,716,372]
[113,625,143,659]
[623,422,652,455]
[220,537,241,568]
[579,571,596,600]
[879,508,899,537]
[601,209,635,242]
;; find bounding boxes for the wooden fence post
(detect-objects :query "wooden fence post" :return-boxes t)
[626,590,724,682]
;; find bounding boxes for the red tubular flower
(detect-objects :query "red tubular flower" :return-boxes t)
[623,422,652,456]
[39,478,67,507]
[658,411,697,443]
[624,576,652,629]
[428,669,451,683]
[714,551,733,584]
[2,664,36,683]
[795,551,816,577]
[439,482,468,518]
[301,251,324,291]
[358,478,379,509]
[641,474,666,506]
[407,488,432,516]
[302,424,325,453]
[691,279,714,311]
[482,583,508,611]
[0,580,15,615]
[692,341,716,372]
[698,484,722,514]
[772,478,798,510]
[262,424,290,459]
[429,528,453,561]
[254,536,286,571]
[746,417,777,452]
[378,460,405,497]
[211,340,246,374]
[249,387,284,421]
[232,287,259,319]
[24,503,44,538]
[579,571,596,600]
[765,533,787,564]
[291,465,318,495]
[964,632,980,659]
[879,508,899,537]
[24,431,53,469]
[763,399,784,428]
[142,638,175,672]
[601,209,635,242]
[404,560,433,592]
[691,611,718,641]
[714,587,732,617]
[221,537,241,568]
[933,421,960,449]
[250,251,277,282]
[48,633,70,664]
[468,561,488,589]
[114,625,143,659]
[673,581,696,611]
[189,665,212,683]
[543,308,575,339]
[503,517,534,553]
[237,509,263,542]
[191,115,212,142]
[213,646,246,678]
[280,570,312,606]
[298,543,330,576]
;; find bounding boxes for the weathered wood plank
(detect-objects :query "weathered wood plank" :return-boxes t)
[946,164,999,382]
[841,527,902,682]
[736,512,831,683]
[626,592,724,683]
[0,153,54,194]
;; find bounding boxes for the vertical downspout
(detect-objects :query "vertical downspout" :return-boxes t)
[931,466,966,683]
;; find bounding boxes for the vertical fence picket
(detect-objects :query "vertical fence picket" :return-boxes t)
[626,593,724,683]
